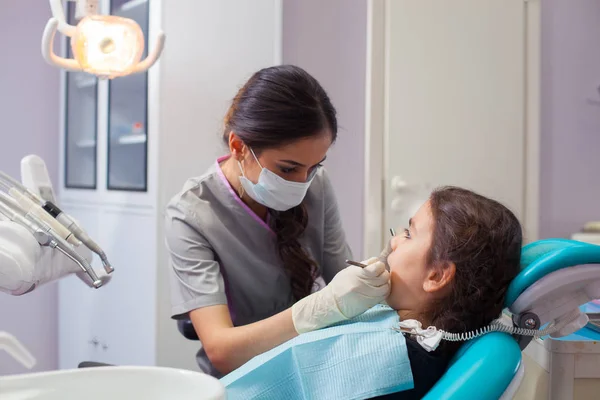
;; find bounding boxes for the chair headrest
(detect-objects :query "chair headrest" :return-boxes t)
[505,239,600,307]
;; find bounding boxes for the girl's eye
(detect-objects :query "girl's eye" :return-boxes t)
[404,228,411,239]
[279,166,296,174]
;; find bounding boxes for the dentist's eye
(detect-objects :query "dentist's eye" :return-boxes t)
[307,164,324,180]
[404,228,411,239]
[279,166,296,174]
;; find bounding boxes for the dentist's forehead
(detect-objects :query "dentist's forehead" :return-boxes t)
[261,133,332,165]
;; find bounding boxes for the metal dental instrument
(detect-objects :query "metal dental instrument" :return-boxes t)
[0,170,114,274]
[0,192,102,288]
[0,176,78,245]
[346,260,369,268]
[8,187,81,246]
[346,229,396,270]
[0,178,80,246]
[39,201,114,274]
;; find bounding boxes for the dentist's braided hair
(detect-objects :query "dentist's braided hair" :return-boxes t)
[223,65,338,301]
[426,187,523,355]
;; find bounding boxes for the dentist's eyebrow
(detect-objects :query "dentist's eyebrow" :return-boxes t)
[279,156,327,168]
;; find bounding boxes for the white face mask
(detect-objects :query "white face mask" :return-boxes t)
[238,149,316,211]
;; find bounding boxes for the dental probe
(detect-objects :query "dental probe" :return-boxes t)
[346,260,369,268]
[346,229,396,270]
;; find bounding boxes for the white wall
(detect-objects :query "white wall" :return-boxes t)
[0,2,60,374]
[282,0,368,259]
[539,0,600,239]
[155,0,281,370]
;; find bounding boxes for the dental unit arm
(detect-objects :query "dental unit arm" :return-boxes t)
[2,157,114,274]
[42,0,166,79]
[0,156,112,295]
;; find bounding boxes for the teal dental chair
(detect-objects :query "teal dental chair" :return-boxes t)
[422,239,600,400]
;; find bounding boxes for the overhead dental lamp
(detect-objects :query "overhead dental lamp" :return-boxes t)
[41,0,165,79]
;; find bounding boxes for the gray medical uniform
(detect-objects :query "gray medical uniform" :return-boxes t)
[165,156,352,377]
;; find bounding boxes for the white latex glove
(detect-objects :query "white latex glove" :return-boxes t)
[292,257,391,334]
[0,221,110,296]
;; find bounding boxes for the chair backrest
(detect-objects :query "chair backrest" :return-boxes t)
[505,239,600,306]
[422,332,522,400]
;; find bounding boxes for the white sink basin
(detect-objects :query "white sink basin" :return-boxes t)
[0,366,226,400]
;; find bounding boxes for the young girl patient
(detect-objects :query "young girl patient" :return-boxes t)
[222,186,523,400]
[378,186,522,398]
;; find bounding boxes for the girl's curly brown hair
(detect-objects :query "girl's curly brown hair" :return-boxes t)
[426,186,523,355]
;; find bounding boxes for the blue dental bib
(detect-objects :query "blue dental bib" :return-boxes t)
[221,305,414,400]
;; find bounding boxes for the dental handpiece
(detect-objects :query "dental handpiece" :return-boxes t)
[7,188,81,247]
[0,202,59,253]
[0,197,43,236]
[0,194,102,288]
[0,171,113,274]
[24,215,102,288]
[0,175,79,247]
[41,202,113,274]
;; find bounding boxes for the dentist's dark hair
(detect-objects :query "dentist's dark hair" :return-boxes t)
[427,187,523,355]
[222,65,338,301]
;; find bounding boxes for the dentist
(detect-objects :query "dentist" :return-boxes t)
[165,65,390,377]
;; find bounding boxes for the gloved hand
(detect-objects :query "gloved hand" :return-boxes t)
[292,257,391,334]
[0,221,110,296]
